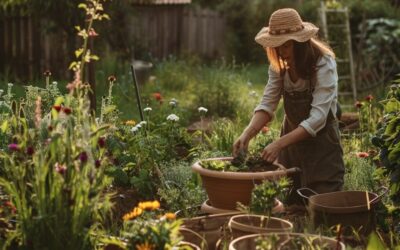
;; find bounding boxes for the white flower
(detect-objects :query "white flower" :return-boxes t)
[247,81,252,86]
[131,127,139,133]
[52,81,58,86]
[7,83,13,87]
[198,107,208,113]
[135,124,142,129]
[166,114,179,122]
[144,107,152,112]
[249,90,257,97]
[139,121,147,126]
[169,101,176,106]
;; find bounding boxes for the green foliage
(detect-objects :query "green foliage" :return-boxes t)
[248,178,291,217]
[343,155,377,192]
[157,160,206,217]
[373,81,400,205]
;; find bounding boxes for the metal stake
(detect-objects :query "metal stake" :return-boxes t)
[130,64,144,122]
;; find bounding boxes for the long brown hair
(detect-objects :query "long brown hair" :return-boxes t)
[266,38,335,80]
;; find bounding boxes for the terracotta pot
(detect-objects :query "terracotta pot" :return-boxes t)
[297,187,388,235]
[179,227,208,249]
[177,241,201,250]
[228,214,293,239]
[182,212,240,250]
[229,233,346,250]
[192,157,299,210]
[200,199,285,215]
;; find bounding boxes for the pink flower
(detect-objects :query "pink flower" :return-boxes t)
[88,28,99,37]
[261,126,269,134]
[8,144,19,152]
[356,152,369,158]
[55,163,67,175]
[365,95,374,102]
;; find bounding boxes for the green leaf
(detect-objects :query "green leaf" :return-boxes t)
[104,105,116,114]
[68,61,77,70]
[90,55,99,61]
[384,99,400,113]
[1,120,8,133]
[78,3,87,9]
[75,48,84,58]
[367,232,386,250]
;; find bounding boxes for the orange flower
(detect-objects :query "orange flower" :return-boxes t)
[125,120,136,126]
[261,126,269,134]
[122,207,143,221]
[163,212,176,220]
[135,242,155,250]
[355,152,369,158]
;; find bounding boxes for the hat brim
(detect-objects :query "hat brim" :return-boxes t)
[255,22,319,48]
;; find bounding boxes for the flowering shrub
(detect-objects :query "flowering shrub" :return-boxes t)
[120,201,182,249]
[0,1,114,248]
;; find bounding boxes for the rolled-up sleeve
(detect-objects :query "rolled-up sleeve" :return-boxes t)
[254,66,282,120]
[299,56,338,137]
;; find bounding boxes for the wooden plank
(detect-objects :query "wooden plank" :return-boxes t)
[27,16,34,79]
[0,14,4,74]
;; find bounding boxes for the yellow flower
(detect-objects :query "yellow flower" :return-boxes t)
[163,212,176,220]
[122,207,143,221]
[138,200,160,211]
[125,120,136,126]
[135,242,155,250]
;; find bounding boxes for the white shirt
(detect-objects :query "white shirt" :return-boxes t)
[254,55,338,137]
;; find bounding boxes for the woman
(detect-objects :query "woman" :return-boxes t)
[233,8,345,205]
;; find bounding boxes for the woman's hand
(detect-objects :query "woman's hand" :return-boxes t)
[232,133,251,157]
[261,140,283,163]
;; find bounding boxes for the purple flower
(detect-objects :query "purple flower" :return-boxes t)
[98,137,106,148]
[8,144,19,152]
[79,152,88,163]
[95,159,101,168]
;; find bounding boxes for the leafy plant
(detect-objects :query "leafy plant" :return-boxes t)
[372,82,400,205]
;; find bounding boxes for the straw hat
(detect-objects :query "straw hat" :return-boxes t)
[255,8,319,48]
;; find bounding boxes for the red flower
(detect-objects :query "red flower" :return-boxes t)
[62,107,72,115]
[4,201,16,214]
[354,101,363,109]
[261,126,269,134]
[365,94,374,102]
[52,105,62,112]
[152,92,162,101]
[356,152,369,158]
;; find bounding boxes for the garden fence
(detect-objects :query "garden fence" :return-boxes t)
[0,7,226,80]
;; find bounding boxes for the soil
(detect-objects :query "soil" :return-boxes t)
[244,156,280,172]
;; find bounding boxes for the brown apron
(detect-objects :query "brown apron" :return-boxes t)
[278,77,345,205]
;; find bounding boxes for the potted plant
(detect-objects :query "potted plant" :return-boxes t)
[191,153,299,210]
[228,178,293,239]
[229,233,346,250]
